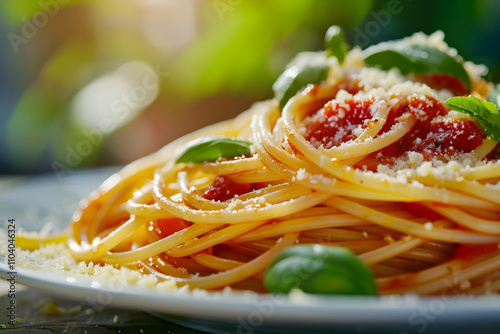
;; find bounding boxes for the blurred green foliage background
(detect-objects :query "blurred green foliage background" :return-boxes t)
[1,0,499,176]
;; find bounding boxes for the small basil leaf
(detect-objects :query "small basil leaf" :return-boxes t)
[175,136,252,163]
[363,43,471,93]
[446,96,500,141]
[487,83,500,107]
[273,63,329,108]
[264,245,377,295]
[324,25,349,65]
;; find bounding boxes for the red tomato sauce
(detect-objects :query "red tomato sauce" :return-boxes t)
[304,95,484,171]
[452,243,499,262]
[416,74,469,96]
[151,218,188,239]
[203,175,251,202]
[306,99,375,149]
[400,202,443,221]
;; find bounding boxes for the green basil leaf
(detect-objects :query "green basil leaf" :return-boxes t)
[175,136,252,163]
[324,25,349,65]
[487,83,500,107]
[273,63,329,108]
[264,245,377,295]
[446,96,500,141]
[363,43,471,93]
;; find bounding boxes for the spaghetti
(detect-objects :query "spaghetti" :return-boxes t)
[66,31,500,295]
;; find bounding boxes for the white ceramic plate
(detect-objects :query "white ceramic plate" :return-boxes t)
[1,168,500,333]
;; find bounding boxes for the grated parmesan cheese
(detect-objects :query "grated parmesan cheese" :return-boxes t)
[296,168,307,181]
[424,222,434,231]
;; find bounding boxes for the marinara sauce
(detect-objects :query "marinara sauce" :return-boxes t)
[305,95,484,171]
